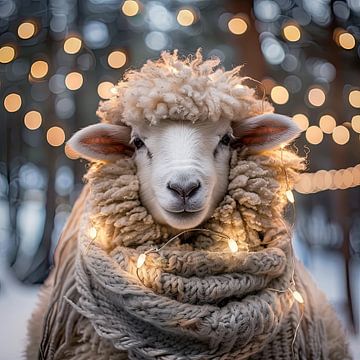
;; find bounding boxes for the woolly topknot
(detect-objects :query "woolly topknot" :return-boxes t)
[97,49,274,126]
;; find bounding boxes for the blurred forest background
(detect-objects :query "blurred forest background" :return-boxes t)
[0,0,359,358]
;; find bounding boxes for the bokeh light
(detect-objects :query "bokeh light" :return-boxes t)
[0,46,15,63]
[177,9,196,27]
[351,115,360,133]
[228,17,248,35]
[283,24,301,42]
[122,0,140,17]
[319,114,336,134]
[24,111,42,130]
[47,126,65,147]
[332,125,350,145]
[64,144,80,159]
[270,85,289,104]
[97,81,115,99]
[64,37,82,55]
[18,22,36,39]
[306,126,323,145]
[348,90,360,108]
[108,50,127,69]
[308,87,325,107]
[293,113,309,131]
[65,72,83,91]
[338,32,356,49]
[30,60,49,79]
[4,93,22,112]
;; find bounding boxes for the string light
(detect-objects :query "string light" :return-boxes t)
[228,17,248,35]
[332,125,350,145]
[348,90,360,108]
[283,24,301,42]
[286,190,295,203]
[108,50,127,69]
[319,114,336,134]
[177,9,196,27]
[136,253,147,268]
[308,87,325,107]
[64,37,82,54]
[4,93,22,112]
[338,32,355,50]
[47,126,65,147]
[291,289,304,304]
[65,72,83,90]
[0,45,15,63]
[30,60,49,79]
[305,126,323,145]
[292,114,309,131]
[122,0,140,17]
[294,164,360,194]
[64,144,80,159]
[89,227,97,240]
[24,110,42,130]
[97,81,115,99]
[271,85,289,105]
[227,238,239,253]
[351,115,360,133]
[18,22,36,39]
[135,228,245,271]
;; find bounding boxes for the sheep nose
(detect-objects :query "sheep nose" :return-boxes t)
[167,180,201,199]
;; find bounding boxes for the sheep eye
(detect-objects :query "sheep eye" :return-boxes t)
[219,133,231,146]
[133,137,145,149]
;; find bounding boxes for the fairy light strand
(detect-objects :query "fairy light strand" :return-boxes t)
[87,147,304,356]
[135,228,242,272]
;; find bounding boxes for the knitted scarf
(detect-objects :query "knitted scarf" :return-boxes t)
[29,149,351,360]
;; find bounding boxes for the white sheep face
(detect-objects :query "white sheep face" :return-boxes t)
[131,120,232,230]
[67,113,300,231]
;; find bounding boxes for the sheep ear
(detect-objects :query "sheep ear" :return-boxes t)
[232,113,300,153]
[67,123,133,161]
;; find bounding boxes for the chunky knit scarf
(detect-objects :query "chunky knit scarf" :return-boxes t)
[27,149,350,360]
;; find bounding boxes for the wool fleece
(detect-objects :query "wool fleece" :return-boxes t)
[26,51,351,360]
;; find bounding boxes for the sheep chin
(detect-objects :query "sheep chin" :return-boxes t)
[159,208,208,230]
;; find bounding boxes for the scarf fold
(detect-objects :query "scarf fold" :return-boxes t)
[32,149,351,359]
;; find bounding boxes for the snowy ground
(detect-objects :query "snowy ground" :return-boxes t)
[0,246,359,360]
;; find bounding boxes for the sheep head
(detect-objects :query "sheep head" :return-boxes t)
[67,50,300,230]
[68,114,299,230]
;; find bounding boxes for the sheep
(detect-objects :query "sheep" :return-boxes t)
[67,50,299,232]
[26,50,350,360]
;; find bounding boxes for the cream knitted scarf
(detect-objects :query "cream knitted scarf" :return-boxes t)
[33,149,350,360]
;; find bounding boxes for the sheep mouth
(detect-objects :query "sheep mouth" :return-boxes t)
[163,208,204,216]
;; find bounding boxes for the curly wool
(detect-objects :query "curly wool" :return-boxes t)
[27,147,350,359]
[97,50,273,126]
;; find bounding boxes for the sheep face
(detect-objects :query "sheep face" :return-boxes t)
[131,120,232,230]
[67,113,300,230]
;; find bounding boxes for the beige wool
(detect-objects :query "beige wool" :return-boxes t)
[97,50,273,126]
[26,51,351,359]
[26,149,351,359]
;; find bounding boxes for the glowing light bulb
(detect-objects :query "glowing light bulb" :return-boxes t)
[122,0,139,17]
[136,253,146,268]
[228,238,238,253]
[64,37,82,54]
[228,17,248,35]
[283,24,301,42]
[46,126,65,147]
[286,190,295,203]
[89,227,97,240]
[292,290,304,304]
[18,22,36,39]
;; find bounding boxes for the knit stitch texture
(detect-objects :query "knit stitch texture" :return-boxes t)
[26,149,351,360]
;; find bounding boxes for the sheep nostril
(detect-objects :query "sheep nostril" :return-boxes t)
[186,180,201,198]
[167,181,201,199]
